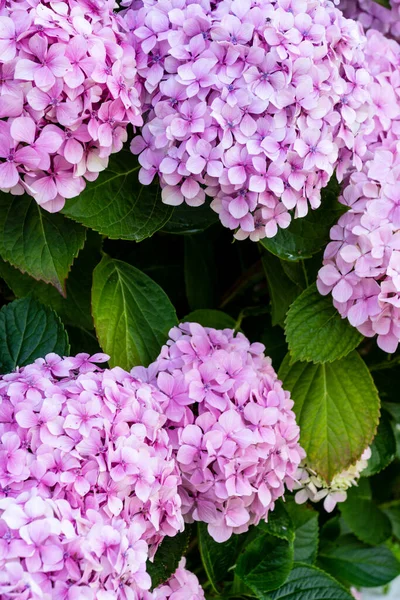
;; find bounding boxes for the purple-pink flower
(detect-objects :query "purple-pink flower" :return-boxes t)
[126,0,372,240]
[0,352,184,599]
[133,323,305,543]
[317,28,400,353]
[0,0,142,212]
[340,0,400,41]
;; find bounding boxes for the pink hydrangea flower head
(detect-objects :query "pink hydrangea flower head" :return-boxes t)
[134,323,305,543]
[126,0,373,240]
[0,352,184,598]
[340,0,400,41]
[317,30,400,353]
[0,0,142,212]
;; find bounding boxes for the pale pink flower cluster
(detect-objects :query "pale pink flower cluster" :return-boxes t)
[126,0,372,240]
[142,559,205,600]
[340,0,400,41]
[0,352,184,599]
[318,30,400,352]
[134,323,305,543]
[294,448,371,512]
[0,0,142,212]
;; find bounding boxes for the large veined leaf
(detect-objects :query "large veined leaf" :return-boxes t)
[285,284,363,363]
[236,533,293,596]
[198,523,241,593]
[147,529,191,590]
[267,564,353,600]
[92,256,177,368]
[0,297,69,373]
[382,501,400,540]
[0,192,86,294]
[261,250,302,327]
[279,352,380,481]
[162,201,218,234]
[260,177,345,261]
[318,534,400,588]
[286,500,319,565]
[361,410,396,477]
[63,152,172,240]
[340,479,392,545]
[0,231,101,331]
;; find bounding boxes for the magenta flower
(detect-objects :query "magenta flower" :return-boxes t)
[0,0,142,211]
[136,323,304,542]
[0,123,40,189]
[317,28,400,353]
[129,0,374,241]
[0,352,184,597]
[14,34,70,91]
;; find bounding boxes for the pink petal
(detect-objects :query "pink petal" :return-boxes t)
[0,161,19,188]
[34,66,56,91]
[14,59,38,81]
[10,117,36,145]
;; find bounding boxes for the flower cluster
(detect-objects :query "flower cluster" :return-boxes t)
[318,30,400,352]
[126,0,372,241]
[134,323,304,542]
[0,352,183,599]
[340,0,400,41]
[143,558,205,600]
[293,448,371,512]
[0,0,142,212]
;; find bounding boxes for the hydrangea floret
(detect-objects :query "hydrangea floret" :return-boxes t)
[134,322,305,543]
[340,0,400,41]
[0,0,142,212]
[293,448,371,512]
[0,352,183,599]
[318,29,400,352]
[125,0,372,241]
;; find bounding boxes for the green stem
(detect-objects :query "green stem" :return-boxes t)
[369,355,400,371]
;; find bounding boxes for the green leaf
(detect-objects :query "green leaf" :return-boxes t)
[184,232,217,310]
[92,256,177,368]
[372,0,391,8]
[280,260,308,288]
[285,284,363,363]
[267,563,353,600]
[361,410,396,477]
[0,192,86,294]
[147,529,191,590]
[258,500,295,542]
[279,352,380,481]
[260,176,345,261]
[0,231,101,331]
[182,309,236,329]
[236,533,293,597]
[261,251,302,327]
[162,201,218,234]
[198,522,241,593]
[0,297,69,373]
[381,501,400,540]
[318,534,400,588]
[63,152,172,241]
[286,499,319,564]
[340,478,392,545]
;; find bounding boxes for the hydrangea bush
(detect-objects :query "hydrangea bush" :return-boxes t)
[0,0,400,598]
